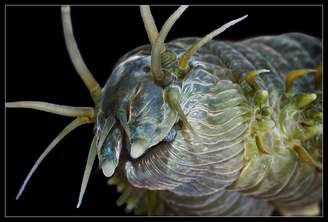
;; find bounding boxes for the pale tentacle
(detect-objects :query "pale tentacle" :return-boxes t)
[151,5,189,84]
[61,5,101,102]
[5,101,94,118]
[178,15,248,71]
[140,5,159,47]
[76,136,97,208]
[16,117,92,200]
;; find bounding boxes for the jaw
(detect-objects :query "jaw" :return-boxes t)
[96,115,123,178]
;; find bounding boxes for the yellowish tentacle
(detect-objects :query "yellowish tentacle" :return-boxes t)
[285,69,316,95]
[244,69,270,91]
[6,101,94,118]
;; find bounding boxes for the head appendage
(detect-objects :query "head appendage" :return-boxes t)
[77,136,97,208]
[178,15,248,72]
[16,117,92,200]
[245,69,270,90]
[163,85,198,139]
[285,69,316,95]
[61,5,101,103]
[5,101,94,119]
[140,5,159,47]
[151,5,189,85]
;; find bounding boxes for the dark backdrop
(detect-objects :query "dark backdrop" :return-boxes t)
[5,5,322,216]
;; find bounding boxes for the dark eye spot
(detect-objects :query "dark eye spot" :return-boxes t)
[143,65,151,73]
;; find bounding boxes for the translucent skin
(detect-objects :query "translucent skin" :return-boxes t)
[98,33,322,215]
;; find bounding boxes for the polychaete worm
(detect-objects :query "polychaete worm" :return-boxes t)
[6,5,322,216]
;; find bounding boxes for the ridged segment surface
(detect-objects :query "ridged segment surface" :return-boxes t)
[125,65,250,196]
[116,33,321,215]
[158,190,274,216]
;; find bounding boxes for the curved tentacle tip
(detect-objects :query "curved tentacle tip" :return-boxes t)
[244,69,270,91]
[178,14,249,73]
[259,69,270,73]
[15,189,23,200]
[243,14,248,19]
[226,14,248,27]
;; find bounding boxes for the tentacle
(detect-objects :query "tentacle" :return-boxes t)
[151,5,189,85]
[76,135,97,208]
[178,15,248,72]
[5,101,94,119]
[61,5,101,103]
[163,85,197,138]
[16,117,92,200]
[245,69,270,91]
[140,5,159,47]
[285,69,316,95]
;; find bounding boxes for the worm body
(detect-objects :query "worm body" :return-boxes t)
[7,6,322,216]
[99,34,322,215]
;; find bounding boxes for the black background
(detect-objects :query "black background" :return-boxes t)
[5,5,322,217]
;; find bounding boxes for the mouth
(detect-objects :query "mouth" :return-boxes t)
[96,116,150,178]
[96,108,178,178]
[96,115,122,178]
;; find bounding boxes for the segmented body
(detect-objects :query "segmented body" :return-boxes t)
[7,6,322,216]
[103,33,322,215]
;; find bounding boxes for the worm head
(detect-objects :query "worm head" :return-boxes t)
[9,5,249,209]
[96,57,179,178]
[96,5,249,177]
